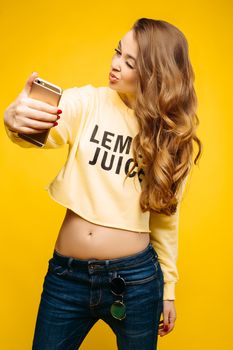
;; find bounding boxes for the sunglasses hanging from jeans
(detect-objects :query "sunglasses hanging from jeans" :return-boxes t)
[110,274,126,320]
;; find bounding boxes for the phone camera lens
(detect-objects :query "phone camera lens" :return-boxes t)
[37,79,41,84]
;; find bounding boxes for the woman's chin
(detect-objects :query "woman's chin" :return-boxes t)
[108,82,118,90]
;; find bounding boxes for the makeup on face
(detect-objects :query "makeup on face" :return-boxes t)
[109,31,138,90]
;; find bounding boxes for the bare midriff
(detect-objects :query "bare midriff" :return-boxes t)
[54,208,150,260]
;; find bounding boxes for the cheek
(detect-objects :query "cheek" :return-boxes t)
[124,72,138,93]
[123,71,137,85]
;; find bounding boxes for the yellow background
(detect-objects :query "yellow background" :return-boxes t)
[0,0,232,349]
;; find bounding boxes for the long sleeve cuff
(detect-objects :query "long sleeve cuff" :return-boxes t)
[163,282,176,300]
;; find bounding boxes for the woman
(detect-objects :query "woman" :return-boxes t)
[4,18,202,350]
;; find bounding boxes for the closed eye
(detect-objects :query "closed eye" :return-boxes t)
[114,48,134,69]
[114,48,121,55]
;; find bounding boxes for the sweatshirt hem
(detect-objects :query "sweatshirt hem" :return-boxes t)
[45,186,151,234]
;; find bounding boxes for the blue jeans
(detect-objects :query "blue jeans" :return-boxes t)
[32,243,164,350]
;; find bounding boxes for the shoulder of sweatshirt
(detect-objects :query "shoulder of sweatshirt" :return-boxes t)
[61,84,114,118]
[63,84,110,100]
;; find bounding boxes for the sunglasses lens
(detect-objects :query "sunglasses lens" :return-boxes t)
[110,300,126,320]
[110,277,125,295]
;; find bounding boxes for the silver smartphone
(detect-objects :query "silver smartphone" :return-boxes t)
[18,77,63,147]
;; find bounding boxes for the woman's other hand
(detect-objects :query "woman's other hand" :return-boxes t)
[158,300,177,336]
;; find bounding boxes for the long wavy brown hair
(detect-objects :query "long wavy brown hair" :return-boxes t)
[124,18,203,215]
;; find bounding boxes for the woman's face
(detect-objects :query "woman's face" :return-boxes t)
[109,30,138,97]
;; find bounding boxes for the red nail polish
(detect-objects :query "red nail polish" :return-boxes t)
[53,122,58,126]
[57,115,60,120]
[164,325,169,331]
[57,109,62,114]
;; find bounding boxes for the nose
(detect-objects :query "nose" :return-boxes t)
[111,55,121,72]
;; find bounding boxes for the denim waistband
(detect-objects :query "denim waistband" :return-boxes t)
[52,242,158,270]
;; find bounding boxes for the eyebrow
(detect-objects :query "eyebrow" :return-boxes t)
[118,40,136,61]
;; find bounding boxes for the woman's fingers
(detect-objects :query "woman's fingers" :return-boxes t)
[158,319,171,336]
[12,95,61,134]
[15,104,58,124]
[14,119,55,134]
[19,72,39,98]
[24,96,59,115]
[157,301,177,337]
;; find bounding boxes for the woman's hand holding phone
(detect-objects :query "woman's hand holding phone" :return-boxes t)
[4,72,62,146]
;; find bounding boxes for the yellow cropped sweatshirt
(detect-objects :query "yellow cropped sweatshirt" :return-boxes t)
[4,84,189,300]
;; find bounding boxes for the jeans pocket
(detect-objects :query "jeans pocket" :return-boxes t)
[48,258,69,277]
[122,257,159,286]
